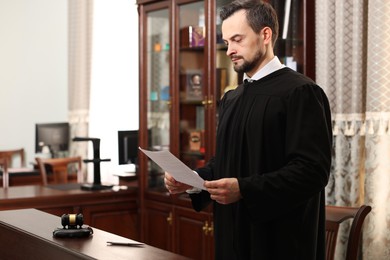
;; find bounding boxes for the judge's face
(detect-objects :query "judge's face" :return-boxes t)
[222,10,268,77]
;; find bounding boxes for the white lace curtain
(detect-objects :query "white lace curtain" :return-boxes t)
[316,0,390,259]
[68,0,93,181]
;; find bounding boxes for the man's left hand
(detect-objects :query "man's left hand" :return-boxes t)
[204,178,242,204]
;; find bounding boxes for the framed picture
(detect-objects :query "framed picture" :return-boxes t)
[189,130,201,151]
[185,70,203,101]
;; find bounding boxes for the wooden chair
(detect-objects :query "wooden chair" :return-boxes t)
[0,158,9,188]
[36,157,83,185]
[0,148,25,168]
[325,205,372,260]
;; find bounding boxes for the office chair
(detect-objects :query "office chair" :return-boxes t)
[0,149,25,188]
[0,158,9,188]
[325,204,372,260]
[36,156,83,185]
[0,148,25,168]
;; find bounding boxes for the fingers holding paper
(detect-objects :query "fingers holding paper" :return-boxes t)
[164,172,192,194]
[164,171,243,204]
[204,178,242,205]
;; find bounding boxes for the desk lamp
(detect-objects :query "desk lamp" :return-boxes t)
[72,137,113,190]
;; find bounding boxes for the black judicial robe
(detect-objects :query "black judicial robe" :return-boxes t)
[190,67,332,260]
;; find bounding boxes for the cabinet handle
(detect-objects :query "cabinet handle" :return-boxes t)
[202,96,208,106]
[202,221,209,235]
[207,95,213,105]
[207,221,214,235]
[166,212,173,225]
[202,96,213,108]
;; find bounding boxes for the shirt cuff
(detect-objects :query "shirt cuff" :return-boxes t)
[185,171,202,194]
[186,187,202,194]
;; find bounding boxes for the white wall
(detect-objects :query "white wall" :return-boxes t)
[0,0,68,165]
[88,0,139,184]
[0,0,139,181]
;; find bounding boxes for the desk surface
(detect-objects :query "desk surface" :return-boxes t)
[0,184,136,210]
[0,209,189,260]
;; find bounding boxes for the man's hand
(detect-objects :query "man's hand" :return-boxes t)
[164,172,192,194]
[204,178,242,204]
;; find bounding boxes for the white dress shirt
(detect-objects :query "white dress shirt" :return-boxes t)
[243,56,285,82]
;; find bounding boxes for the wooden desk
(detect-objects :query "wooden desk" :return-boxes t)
[0,209,189,260]
[0,167,78,186]
[0,184,139,239]
[1,167,42,186]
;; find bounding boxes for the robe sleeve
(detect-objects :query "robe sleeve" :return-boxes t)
[189,157,215,211]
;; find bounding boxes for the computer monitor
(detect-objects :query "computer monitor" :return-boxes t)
[35,122,70,157]
[118,130,138,165]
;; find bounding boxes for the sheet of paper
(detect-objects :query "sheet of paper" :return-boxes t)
[139,147,205,190]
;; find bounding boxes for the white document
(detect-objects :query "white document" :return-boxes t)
[139,147,205,190]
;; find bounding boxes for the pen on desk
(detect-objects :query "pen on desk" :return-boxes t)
[106,241,144,247]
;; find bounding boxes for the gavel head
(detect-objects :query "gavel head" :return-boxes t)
[61,213,84,229]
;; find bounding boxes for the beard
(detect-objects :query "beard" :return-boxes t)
[232,49,263,74]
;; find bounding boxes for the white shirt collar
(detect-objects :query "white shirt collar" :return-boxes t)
[243,56,285,82]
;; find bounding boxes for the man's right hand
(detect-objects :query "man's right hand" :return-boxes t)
[164,172,192,194]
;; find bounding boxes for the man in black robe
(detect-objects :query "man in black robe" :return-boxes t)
[165,1,332,259]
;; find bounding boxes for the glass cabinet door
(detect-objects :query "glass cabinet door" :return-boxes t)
[146,7,170,189]
[177,1,206,170]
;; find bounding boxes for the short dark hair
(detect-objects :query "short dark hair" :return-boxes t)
[220,0,279,46]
